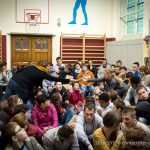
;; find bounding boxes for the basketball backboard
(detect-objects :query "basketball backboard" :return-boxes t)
[25,13,40,33]
[15,0,49,24]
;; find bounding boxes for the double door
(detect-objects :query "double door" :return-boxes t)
[11,35,52,67]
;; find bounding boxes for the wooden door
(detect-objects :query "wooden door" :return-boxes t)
[11,35,52,67]
[31,36,52,64]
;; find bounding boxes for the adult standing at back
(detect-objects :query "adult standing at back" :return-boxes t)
[0,61,12,98]
[132,62,141,78]
[97,59,107,80]
[1,60,75,103]
[53,57,65,74]
[87,59,97,78]
[116,60,122,68]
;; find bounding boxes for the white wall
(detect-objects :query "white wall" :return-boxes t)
[106,39,144,69]
[0,0,120,68]
[143,0,150,36]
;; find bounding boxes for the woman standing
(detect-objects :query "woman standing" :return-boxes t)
[2,60,76,103]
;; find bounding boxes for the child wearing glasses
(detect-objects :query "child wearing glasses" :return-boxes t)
[1,122,44,150]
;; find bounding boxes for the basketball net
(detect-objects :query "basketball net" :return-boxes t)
[25,14,40,33]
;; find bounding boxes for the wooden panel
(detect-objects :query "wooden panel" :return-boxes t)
[34,53,41,62]
[15,53,22,62]
[60,33,106,67]
[62,40,83,46]
[85,38,105,65]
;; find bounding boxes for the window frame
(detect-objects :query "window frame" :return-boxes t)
[123,0,144,35]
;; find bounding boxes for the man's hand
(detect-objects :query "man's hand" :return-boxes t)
[96,109,102,116]
[77,78,84,82]
[128,104,136,109]
[82,77,88,82]
[69,79,78,83]
[61,108,66,113]
[88,144,94,150]
[44,127,50,132]
[66,75,73,79]
[65,100,69,105]
[116,131,123,143]
[44,126,54,132]
[2,71,7,78]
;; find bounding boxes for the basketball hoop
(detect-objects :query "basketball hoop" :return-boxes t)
[25,13,40,33]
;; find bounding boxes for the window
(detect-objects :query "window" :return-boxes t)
[126,0,144,34]
[35,39,41,50]
[42,39,48,49]
[35,38,48,50]
[22,39,29,50]
[15,39,29,50]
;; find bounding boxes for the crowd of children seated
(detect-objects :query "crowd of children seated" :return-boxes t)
[0,57,150,150]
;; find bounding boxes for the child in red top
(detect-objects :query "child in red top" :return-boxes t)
[68,83,84,113]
